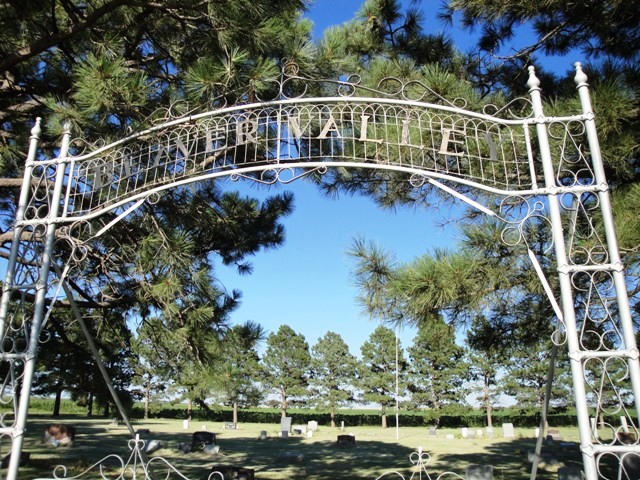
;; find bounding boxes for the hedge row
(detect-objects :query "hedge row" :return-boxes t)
[128,406,580,429]
[24,398,589,429]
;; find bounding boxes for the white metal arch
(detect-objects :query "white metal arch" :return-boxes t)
[0,63,638,480]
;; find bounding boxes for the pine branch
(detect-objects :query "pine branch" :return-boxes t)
[0,0,132,73]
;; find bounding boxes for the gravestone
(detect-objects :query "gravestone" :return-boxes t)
[486,426,494,438]
[258,431,267,440]
[557,466,582,480]
[191,431,216,451]
[43,424,76,446]
[466,464,493,480]
[280,416,292,435]
[210,465,254,480]
[621,416,629,433]
[307,420,318,432]
[293,425,306,435]
[546,429,561,441]
[337,434,355,446]
[461,427,469,438]
[428,427,437,438]
[502,423,515,438]
[144,440,161,453]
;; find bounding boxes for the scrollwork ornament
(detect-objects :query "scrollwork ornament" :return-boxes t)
[409,173,428,188]
[498,195,554,252]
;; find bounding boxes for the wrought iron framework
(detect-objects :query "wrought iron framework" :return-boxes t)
[0,62,638,479]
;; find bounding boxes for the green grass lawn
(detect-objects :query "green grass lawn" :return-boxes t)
[12,416,585,479]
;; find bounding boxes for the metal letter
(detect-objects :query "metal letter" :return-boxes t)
[318,114,342,139]
[438,127,465,157]
[236,117,259,145]
[358,115,383,144]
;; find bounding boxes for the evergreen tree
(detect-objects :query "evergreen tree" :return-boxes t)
[261,325,311,417]
[34,309,135,417]
[309,331,358,427]
[131,321,175,419]
[407,317,470,412]
[213,321,266,425]
[502,337,573,410]
[359,325,407,428]
[466,315,507,428]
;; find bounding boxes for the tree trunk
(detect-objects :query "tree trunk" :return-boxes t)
[187,398,193,421]
[280,388,287,418]
[233,401,238,426]
[484,379,493,428]
[52,388,62,417]
[330,410,336,428]
[87,392,94,417]
[144,381,150,420]
[381,404,387,428]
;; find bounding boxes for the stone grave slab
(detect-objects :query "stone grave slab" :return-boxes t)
[557,466,582,480]
[466,464,493,480]
[502,423,515,438]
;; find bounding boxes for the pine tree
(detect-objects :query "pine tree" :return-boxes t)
[359,325,407,428]
[407,317,470,412]
[261,325,312,417]
[213,321,266,426]
[310,331,359,427]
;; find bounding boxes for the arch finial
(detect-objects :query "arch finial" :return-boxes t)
[574,62,588,87]
[527,66,541,91]
[30,117,42,138]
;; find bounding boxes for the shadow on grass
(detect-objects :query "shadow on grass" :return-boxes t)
[10,417,585,480]
[422,436,584,480]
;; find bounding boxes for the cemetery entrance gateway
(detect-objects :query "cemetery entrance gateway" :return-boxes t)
[0,62,638,480]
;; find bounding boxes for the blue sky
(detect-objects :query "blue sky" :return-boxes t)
[217,178,460,356]
[217,0,580,356]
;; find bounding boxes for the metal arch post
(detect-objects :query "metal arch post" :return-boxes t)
[0,119,42,341]
[527,67,598,479]
[574,63,640,414]
[4,122,72,480]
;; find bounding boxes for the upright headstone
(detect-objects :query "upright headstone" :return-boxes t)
[183,420,189,430]
[546,429,561,441]
[466,464,493,480]
[461,427,469,438]
[502,423,515,438]
[621,416,629,433]
[557,466,582,480]
[307,420,318,432]
[486,426,494,438]
[428,427,437,438]
[280,416,292,438]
